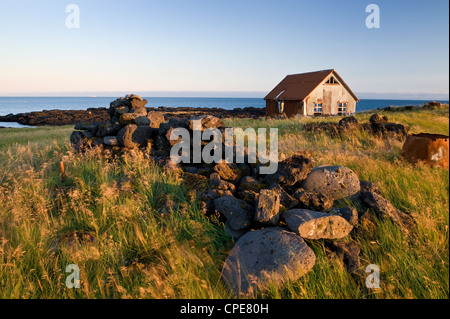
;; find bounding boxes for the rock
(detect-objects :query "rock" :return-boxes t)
[221,227,316,296]
[238,176,264,193]
[133,116,151,126]
[129,107,148,116]
[115,105,129,115]
[269,183,299,210]
[224,221,247,240]
[70,131,88,151]
[96,122,121,137]
[328,240,361,273]
[74,122,98,132]
[209,172,236,192]
[213,162,242,184]
[237,190,258,204]
[329,206,359,226]
[120,113,140,125]
[369,113,389,126]
[130,99,148,109]
[301,165,360,201]
[264,152,314,186]
[124,94,143,101]
[188,115,225,131]
[214,195,254,231]
[254,189,281,226]
[147,111,165,129]
[360,188,415,236]
[293,188,334,211]
[282,209,353,239]
[103,136,119,146]
[117,124,154,149]
[338,116,358,130]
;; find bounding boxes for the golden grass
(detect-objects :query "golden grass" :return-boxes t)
[0,106,448,299]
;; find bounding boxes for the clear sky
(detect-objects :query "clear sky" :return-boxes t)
[0,0,448,98]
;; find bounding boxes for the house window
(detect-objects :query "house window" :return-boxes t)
[325,76,338,84]
[338,102,347,115]
[314,103,323,116]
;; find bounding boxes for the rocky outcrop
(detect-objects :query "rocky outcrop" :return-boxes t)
[302,114,409,140]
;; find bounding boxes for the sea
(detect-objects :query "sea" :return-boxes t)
[0,97,448,128]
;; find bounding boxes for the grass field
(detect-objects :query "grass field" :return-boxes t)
[0,106,448,299]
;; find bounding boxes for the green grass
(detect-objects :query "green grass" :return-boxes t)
[0,106,448,299]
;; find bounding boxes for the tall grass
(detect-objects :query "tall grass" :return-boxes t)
[0,106,448,298]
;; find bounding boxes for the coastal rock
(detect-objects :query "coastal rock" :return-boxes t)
[214,195,254,231]
[254,189,281,226]
[117,124,154,149]
[360,188,415,236]
[282,209,353,240]
[301,165,360,201]
[221,227,316,296]
[238,176,264,193]
[213,162,242,184]
[147,111,165,129]
[103,136,119,146]
[329,206,359,226]
[264,152,314,186]
[269,183,299,210]
[188,115,225,131]
[327,240,361,273]
[293,188,334,211]
[338,116,359,130]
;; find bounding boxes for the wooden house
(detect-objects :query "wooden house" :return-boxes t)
[264,69,359,117]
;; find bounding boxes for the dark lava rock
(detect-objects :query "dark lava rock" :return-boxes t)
[301,165,361,201]
[214,195,254,231]
[282,209,353,240]
[221,227,316,296]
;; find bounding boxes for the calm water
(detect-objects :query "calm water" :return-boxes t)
[0,97,448,127]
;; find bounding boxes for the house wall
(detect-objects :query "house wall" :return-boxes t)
[305,76,357,116]
[284,101,302,118]
[265,100,279,116]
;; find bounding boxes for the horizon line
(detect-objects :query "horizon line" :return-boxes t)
[0,90,448,100]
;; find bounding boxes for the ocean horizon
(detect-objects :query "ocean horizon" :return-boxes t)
[0,96,448,128]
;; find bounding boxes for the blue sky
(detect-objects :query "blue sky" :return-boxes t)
[0,0,448,98]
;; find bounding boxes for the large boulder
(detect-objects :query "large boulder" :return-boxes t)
[221,227,316,296]
[214,195,254,231]
[254,189,281,226]
[301,165,360,201]
[282,209,353,240]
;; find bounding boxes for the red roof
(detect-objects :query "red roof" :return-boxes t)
[264,69,359,102]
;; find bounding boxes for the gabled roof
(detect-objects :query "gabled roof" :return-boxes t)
[264,69,359,102]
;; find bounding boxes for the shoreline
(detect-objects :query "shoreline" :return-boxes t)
[0,102,447,127]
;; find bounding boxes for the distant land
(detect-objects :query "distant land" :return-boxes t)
[0,91,448,100]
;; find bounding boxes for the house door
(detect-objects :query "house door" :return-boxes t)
[323,89,332,115]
